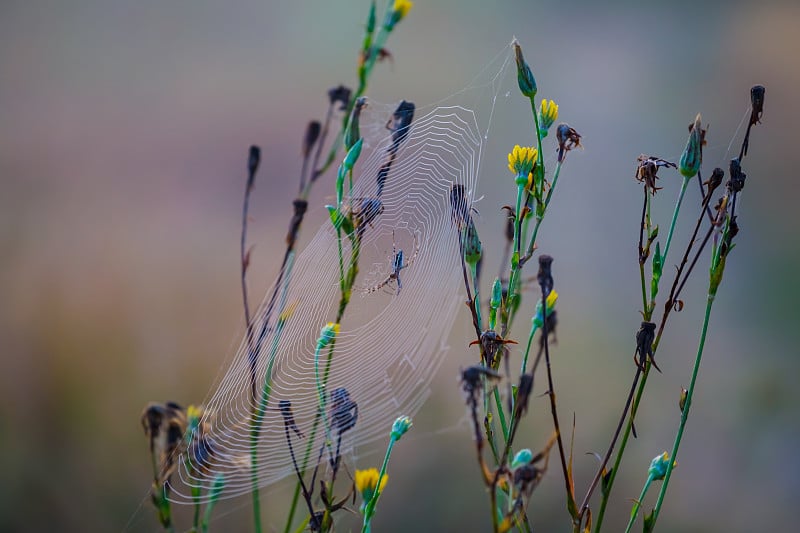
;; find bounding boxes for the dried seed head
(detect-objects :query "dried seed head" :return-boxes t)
[635,155,676,194]
[248,146,261,189]
[537,254,554,298]
[450,184,471,229]
[329,387,358,435]
[302,122,321,159]
[706,167,725,194]
[328,85,352,111]
[556,124,582,162]
[515,374,534,417]
[635,321,657,370]
[390,100,415,146]
[750,85,765,126]
[727,158,747,193]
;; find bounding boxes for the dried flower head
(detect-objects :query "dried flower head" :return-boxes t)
[556,124,582,162]
[635,155,676,194]
[328,85,352,111]
[750,85,765,126]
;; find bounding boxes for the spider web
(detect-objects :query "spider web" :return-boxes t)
[166,46,515,503]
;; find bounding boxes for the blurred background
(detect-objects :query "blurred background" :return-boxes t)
[1,0,798,531]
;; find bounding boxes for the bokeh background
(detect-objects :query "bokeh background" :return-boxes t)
[2,1,798,531]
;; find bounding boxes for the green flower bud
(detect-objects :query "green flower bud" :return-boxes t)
[366,0,376,34]
[513,40,537,98]
[344,137,363,171]
[512,448,533,469]
[648,452,676,481]
[463,220,482,265]
[316,322,340,351]
[345,97,367,152]
[679,114,704,178]
[391,415,412,441]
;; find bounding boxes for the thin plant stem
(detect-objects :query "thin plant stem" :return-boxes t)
[361,436,396,533]
[541,294,572,512]
[649,294,715,526]
[624,476,653,533]
[661,176,690,266]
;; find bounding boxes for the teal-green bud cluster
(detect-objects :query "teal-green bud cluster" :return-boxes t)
[513,40,537,98]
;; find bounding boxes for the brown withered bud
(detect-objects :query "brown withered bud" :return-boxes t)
[460,365,501,402]
[679,387,688,413]
[328,85,352,111]
[329,387,358,435]
[450,183,471,229]
[389,100,415,146]
[514,464,544,499]
[279,399,305,439]
[247,145,261,191]
[540,309,558,347]
[537,254,554,298]
[727,158,747,193]
[635,155,676,194]
[705,167,725,194]
[302,121,321,159]
[286,199,309,244]
[141,402,188,484]
[505,212,515,242]
[750,85,765,126]
[634,321,657,371]
[556,124,582,162]
[354,197,384,236]
[515,374,534,417]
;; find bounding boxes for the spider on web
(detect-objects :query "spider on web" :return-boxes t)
[363,230,420,295]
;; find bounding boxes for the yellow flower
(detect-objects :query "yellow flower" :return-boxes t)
[507,145,538,180]
[393,0,413,19]
[538,99,559,134]
[187,405,203,421]
[316,322,340,351]
[355,468,388,505]
[533,289,558,328]
[385,0,413,30]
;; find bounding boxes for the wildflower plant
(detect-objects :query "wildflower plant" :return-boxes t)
[138,3,764,532]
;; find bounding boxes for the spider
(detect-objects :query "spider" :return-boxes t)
[364,230,420,295]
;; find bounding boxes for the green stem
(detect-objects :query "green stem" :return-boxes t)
[520,321,539,376]
[662,177,690,265]
[594,176,692,532]
[362,436,397,533]
[470,261,483,330]
[594,363,651,532]
[649,294,714,527]
[316,4,392,178]
[492,387,509,440]
[250,253,294,533]
[192,485,201,532]
[624,476,654,533]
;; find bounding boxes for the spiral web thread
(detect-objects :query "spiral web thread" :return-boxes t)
[169,49,513,503]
